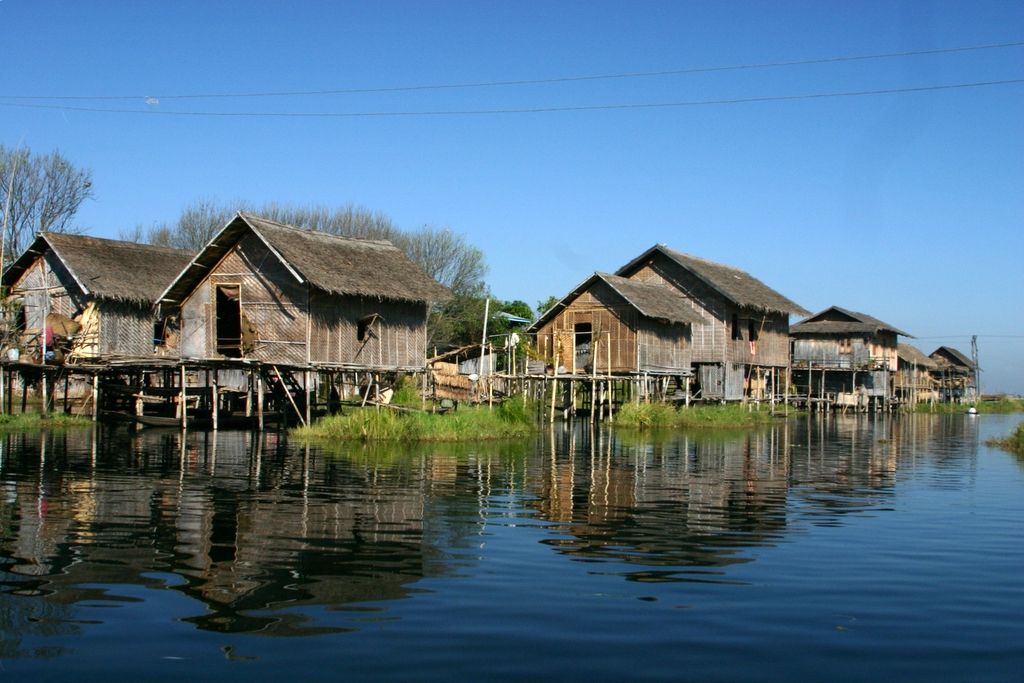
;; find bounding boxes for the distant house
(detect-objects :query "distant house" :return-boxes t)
[156,213,449,370]
[895,343,938,404]
[1,233,192,362]
[929,346,977,403]
[790,306,911,405]
[528,272,703,376]
[614,244,807,401]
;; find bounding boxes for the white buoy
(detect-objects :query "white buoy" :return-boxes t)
[967,407,978,415]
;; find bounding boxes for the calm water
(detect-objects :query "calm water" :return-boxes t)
[1,414,1023,682]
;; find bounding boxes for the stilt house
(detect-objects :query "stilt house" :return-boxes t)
[156,213,450,370]
[929,346,976,403]
[614,245,807,401]
[528,272,704,375]
[1,233,193,362]
[790,306,910,405]
[895,343,938,404]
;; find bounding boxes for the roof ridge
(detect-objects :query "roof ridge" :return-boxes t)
[239,212,397,248]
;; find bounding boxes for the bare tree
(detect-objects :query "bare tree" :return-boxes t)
[0,145,95,267]
[137,199,488,296]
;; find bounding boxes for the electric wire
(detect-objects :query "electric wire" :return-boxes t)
[1,39,1021,101]
[1,78,1021,118]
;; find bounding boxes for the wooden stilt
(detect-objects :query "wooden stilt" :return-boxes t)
[180,365,187,430]
[92,373,100,422]
[211,370,219,431]
[257,372,265,431]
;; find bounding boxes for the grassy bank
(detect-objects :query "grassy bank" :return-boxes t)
[913,398,1024,414]
[614,402,790,429]
[0,412,93,430]
[294,400,536,442]
[986,421,1024,456]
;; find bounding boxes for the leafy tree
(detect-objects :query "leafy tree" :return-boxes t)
[535,295,560,318]
[1,145,94,267]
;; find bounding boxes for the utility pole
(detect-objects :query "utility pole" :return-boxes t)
[970,335,980,401]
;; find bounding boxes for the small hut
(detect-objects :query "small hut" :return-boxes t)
[790,306,911,408]
[895,343,938,405]
[1,232,193,363]
[156,213,450,371]
[614,244,807,401]
[529,272,703,376]
[929,346,977,403]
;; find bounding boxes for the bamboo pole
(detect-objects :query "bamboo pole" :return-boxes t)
[211,370,219,431]
[257,372,264,431]
[92,373,99,422]
[180,365,187,430]
[41,371,48,415]
[607,333,613,422]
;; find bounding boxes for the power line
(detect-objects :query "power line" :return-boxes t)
[1,78,1021,119]
[1,39,1022,102]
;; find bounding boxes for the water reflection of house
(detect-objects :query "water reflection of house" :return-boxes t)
[528,429,791,578]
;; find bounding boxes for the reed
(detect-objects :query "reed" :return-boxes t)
[295,401,536,443]
[0,412,92,430]
[986,421,1024,455]
[615,402,787,429]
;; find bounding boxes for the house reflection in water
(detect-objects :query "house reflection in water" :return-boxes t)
[0,414,979,636]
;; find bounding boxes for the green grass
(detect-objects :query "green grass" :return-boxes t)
[986,421,1024,455]
[913,398,1024,414]
[0,412,93,430]
[294,400,536,443]
[614,402,791,429]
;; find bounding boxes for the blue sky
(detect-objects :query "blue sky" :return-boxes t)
[2,1,1022,392]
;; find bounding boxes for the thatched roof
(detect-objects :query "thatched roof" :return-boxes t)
[897,343,937,369]
[529,272,705,332]
[930,346,975,370]
[791,306,911,337]
[158,213,450,307]
[616,244,808,316]
[3,232,193,306]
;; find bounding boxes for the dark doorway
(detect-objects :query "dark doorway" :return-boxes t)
[574,322,592,370]
[215,285,242,358]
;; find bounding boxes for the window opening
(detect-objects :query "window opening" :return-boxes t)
[358,313,381,342]
[731,314,743,340]
[748,319,759,341]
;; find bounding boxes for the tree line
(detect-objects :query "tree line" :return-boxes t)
[1,145,545,349]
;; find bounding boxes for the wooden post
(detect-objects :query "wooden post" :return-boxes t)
[63,373,69,414]
[304,369,312,426]
[0,365,4,416]
[211,370,219,431]
[180,365,187,430]
[92,373,100,422]
[257,371,265,431]
[41,372,48,415]
[606,333,612,420]
[570,331,577,417]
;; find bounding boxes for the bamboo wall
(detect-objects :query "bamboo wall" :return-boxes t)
[792,332,899,370]
[179,232,308,365]
[178,232,429,369]
[627,256,791,367]
[533,280,690,374]
[10,255,158,359]
[310,293,427,369]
